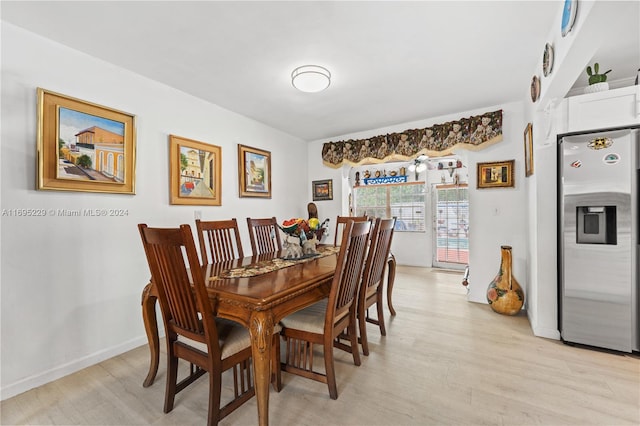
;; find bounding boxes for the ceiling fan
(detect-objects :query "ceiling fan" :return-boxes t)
[408,155,428,179]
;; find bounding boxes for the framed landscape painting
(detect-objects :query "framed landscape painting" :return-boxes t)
[477,160,515,189]
[238,144,271,198]
[37,88,136,194]
[169,135,221,205]
[524,123,534,177]
[312,179,333,201]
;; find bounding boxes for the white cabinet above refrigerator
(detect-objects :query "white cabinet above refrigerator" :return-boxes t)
[562,85,640,133]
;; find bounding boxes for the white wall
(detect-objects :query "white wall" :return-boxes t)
[308,101,528,304]
[0,22,308,399]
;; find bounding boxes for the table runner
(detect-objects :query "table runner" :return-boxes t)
[211,245,341,280]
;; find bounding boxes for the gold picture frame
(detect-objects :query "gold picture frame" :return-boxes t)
[477,160,515,189]
[312,179,333,201]
[238,144,271,198]
[37,88,136,194]
[524,123,534,177]
[169,135,222,205]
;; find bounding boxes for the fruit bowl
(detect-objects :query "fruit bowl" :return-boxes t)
[280,223,299,234]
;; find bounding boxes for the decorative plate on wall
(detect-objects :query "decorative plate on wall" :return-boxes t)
[561,0,578,37]
[530,75,541,102]
[543,43,554,77]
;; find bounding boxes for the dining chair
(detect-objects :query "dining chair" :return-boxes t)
[307,202,318,219]
[246,217,282,255]
[333,215,369,246]
[138,223,281,425]
[336,216,398,317]
[357,217,396,356]
[279,220,371,399]
[195,218,244,264]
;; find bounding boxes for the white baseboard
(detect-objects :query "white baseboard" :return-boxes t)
[527,309,560,340]
[1,336,148,401]
[531,325,561,340]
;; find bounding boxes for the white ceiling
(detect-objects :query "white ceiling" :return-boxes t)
[2,1,638,142]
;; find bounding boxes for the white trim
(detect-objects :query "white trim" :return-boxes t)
[531,325,561,340]
[0,336,148,401]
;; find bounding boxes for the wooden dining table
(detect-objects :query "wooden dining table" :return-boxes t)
[140,247,339,426]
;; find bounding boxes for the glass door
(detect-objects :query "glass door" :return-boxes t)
[432,184,469,269]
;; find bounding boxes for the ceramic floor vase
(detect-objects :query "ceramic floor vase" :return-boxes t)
[486,245,524,315]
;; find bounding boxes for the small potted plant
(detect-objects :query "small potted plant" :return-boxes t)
[584,62,612,93]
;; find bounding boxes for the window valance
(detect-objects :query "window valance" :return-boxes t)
[322,109,503,168]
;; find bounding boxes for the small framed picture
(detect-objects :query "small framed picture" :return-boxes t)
[37,88,136,194]
[477,160,515,189]
[169,135,221,205]
[524,123,534,177]
[238,144,271,198]
[312,179,333,201]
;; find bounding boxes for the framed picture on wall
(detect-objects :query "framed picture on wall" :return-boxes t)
[524,123,534,177]
[238,144,271,198]
[169,135,221,205]
[476,160,515,189]
[37,88,136,194]
[312,179,333,201]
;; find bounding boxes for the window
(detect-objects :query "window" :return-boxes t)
[354,182,426,232]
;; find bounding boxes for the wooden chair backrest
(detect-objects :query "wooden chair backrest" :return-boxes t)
[138,224,219,350]
[195,218,244,263]
[246,217,282,255]
[360,218,396,300]
[334,215,369,246]
[307,202,318,219]
[328,220,372,328]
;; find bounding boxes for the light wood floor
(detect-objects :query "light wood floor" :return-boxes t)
[2,266,639,425]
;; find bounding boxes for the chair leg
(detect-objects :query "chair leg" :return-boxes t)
[386,254,397,316]
[207,369,222,426]
[164,348,179,413]
[358,305,370,356]
[324,339,338,400]
[376,289,386,336]
[348,318,361,367]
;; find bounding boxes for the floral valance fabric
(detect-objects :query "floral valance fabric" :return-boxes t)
[322,109,503,168]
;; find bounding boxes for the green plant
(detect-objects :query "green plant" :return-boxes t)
[77,154,92,168]
[180,152,188,172]
[586,63,611,85]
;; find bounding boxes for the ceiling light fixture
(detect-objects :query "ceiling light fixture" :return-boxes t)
[291,65,331,93]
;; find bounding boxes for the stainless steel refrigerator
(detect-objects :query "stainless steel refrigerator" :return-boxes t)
[558,127,639,352]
